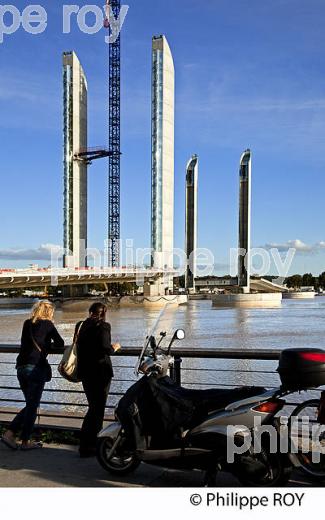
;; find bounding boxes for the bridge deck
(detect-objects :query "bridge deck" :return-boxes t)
[0,267,173,289]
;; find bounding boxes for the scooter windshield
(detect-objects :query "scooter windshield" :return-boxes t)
[135,303,179,375]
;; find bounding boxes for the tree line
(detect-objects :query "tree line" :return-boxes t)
[284,272,325,290]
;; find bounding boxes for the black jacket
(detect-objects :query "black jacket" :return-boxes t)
[75,318,115,380]
[16,319,64,368]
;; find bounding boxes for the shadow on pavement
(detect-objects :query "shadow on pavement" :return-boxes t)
[0,442,314,488]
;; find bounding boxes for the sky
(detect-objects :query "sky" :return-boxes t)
[0,0,325,275]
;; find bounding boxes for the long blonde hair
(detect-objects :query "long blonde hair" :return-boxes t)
[31,300,55,323]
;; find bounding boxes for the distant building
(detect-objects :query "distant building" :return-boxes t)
[63,51,88,268]
[195,277,237,293]
[151,35,175,278]
[185,155,198,292]
[238,149,252,292]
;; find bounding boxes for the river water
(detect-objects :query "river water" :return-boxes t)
[0,298,324,411]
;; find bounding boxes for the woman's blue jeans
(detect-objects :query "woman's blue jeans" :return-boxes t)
[9,365,47,441]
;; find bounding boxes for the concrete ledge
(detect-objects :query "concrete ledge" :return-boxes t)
[212,293,282,308]
[119,295,188,307]
[0,406,113,432]
[57,298,119,312]
[55,295,188,311]
[283,292,316,300]
[189,294,213,300]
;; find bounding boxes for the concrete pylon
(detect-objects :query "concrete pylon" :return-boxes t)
[151,35,175,294]
[213,149,282,307]
[238,149,251,293]
[185,155,198,292]
[63,51,88,268]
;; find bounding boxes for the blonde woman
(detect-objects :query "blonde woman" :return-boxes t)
[1,301,64,450]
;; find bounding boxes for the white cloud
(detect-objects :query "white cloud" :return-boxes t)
[263,239,325,255]
[0,244,62,261]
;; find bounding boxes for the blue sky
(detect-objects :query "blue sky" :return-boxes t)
[0,0,325,275]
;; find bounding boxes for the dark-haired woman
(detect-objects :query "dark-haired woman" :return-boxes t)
[75,302,120,457]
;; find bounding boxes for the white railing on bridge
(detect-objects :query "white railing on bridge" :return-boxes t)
[0,267,177,276]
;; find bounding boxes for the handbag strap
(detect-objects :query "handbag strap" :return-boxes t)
[29,321,43,354]
[73,321,84,346]
[29,322,44,425]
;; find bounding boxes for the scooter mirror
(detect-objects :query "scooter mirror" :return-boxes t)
[175,329,185,340]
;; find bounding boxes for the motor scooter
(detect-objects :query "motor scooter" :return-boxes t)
[97,305,325,486]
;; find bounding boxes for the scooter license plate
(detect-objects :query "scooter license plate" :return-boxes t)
[317,391,325,425]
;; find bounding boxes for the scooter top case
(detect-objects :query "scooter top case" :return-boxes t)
[278,348,325,390]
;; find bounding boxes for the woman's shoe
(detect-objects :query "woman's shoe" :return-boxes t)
[20,441,43,451]
[1,436,18,451]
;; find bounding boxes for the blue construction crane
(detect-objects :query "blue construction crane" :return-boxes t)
[104,0,121,267]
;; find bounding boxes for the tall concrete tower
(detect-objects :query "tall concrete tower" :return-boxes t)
[238,149,252,293]
[63,51,88,268]
[151,35,175,275]
[185,155,198,292]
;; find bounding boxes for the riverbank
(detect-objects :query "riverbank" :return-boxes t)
[0,298,37,309]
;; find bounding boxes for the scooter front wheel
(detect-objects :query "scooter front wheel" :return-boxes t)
[96,437,140,475]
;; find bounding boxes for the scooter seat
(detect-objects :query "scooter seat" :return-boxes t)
[177,386,267,414]
[154,378,266,415]
[117,377,268,451]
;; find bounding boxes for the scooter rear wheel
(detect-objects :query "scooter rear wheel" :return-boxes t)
[235,449,292,487]
[96,437,140,475]
[289,399,325,480]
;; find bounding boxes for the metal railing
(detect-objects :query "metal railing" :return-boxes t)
[0,345,322,429]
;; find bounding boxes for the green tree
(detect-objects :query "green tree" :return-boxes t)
[302,273,314,287]
[285,275,302,289]
[319,272,325,289]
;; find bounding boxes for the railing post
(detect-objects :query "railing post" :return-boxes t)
[170,355,182,386]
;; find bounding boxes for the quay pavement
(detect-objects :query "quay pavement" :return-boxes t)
[0,442,318,488]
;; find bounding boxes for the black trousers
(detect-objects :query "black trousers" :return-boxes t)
[80,376,111,452]
[10,365,47,441]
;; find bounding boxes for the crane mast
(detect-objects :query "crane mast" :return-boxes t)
[105,0,121,267]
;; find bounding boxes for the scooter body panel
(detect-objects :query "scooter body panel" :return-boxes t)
[190,406,271,433]
[98,422,121,440]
